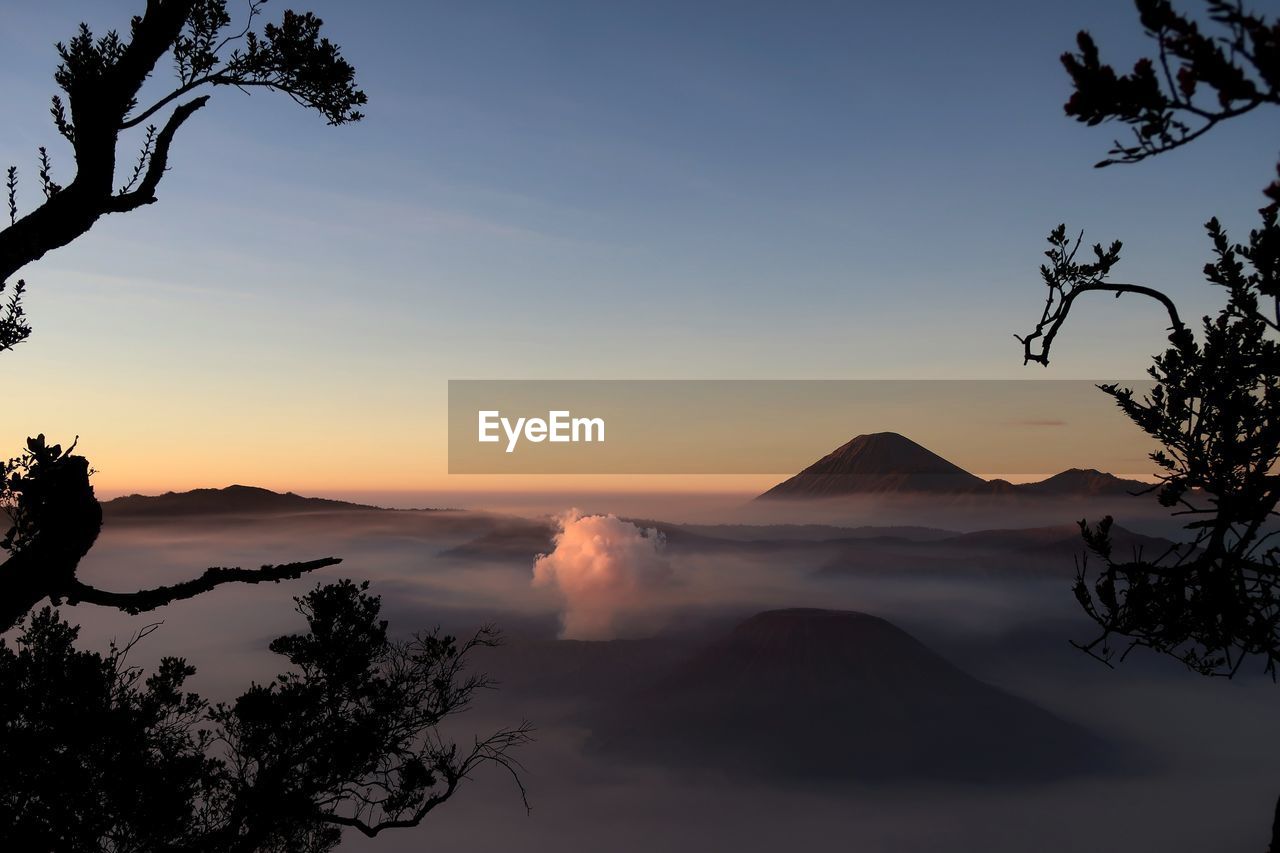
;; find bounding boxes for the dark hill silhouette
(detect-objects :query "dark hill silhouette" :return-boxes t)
[103,485,383,518]
[1017,467,1149,496]
[758,432,1151,500]
[588,608,1110,782]
[815,522,1187,579]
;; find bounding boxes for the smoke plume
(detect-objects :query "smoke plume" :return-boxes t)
[532,510,672,640]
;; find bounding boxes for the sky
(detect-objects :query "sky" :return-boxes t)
[0,0,1276,495]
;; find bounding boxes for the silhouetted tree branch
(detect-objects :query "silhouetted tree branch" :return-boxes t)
[0,435,343,632]
[103,94,210,213]
[0,0,366,345]
[1062,0,1280,178]
[1017,224,1189,366]
[62,558,343,614]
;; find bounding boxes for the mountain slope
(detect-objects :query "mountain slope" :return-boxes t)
[588,608,1109,782]
[759,432,989,498]
[1017,468,1150,497]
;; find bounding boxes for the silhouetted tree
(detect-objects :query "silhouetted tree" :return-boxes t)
[0,5,531,849]
[1020,0,1280,676]
[1022,216,1280,677]
[0,0,367,630]
[0,581,532,852]
[1017,1,1280,847]
[1,0,365,330]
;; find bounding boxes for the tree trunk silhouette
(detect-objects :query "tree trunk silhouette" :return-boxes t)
[0,452,100,631]
[0,1,199,283]
[1270,792,1280,853]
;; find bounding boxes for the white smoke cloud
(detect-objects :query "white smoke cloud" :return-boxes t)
[532,510,672,640]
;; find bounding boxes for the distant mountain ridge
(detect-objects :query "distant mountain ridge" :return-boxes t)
[103,485,384,517]
[1017,467,1150,496]
[758,432,1151,500]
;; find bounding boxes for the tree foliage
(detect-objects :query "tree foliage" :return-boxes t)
[0,0,367,354]
[1021,0,1280,678]
[1026,216,1280,676]
[1062,0,1280,194]
[0,581,531,853]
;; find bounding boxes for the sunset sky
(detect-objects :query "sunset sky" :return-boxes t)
[1,0,1276,495]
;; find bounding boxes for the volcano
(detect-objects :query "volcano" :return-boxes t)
[758,432,990,498]
[588,608,1109,782]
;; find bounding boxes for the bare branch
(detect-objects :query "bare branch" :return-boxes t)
[62,556,341,614]
[121,76,216,130]
[1016,225,1186,366]
[1019,281,1187,366]
[324,723,536,837]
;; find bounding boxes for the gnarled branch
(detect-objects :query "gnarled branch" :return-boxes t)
[1019,281,1186,366]
[1016,225,1187,366]
[320,714,533,838]
[104,95,209,212]
[62,557,342,614]
[0,0,364,287]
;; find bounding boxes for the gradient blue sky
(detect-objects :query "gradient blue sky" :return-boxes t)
[0,1,1276,492]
